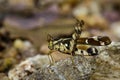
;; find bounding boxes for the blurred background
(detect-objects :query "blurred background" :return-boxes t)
[0,0,120,74]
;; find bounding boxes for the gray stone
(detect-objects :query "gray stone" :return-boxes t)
[9,55,96,80]
[90,42,120,80]
[23,56,95,80]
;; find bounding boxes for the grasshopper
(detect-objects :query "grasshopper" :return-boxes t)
[47,19,111,64]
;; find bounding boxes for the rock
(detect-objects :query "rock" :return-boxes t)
[13,39,37,59]
[73,0,109,30]
[110,22,120,40]
[40,44,50,55]
[8,54,95,80]
[8,55,51,80]
[90,42,120,80]
[13,39,24,50]
[13,39,33,50]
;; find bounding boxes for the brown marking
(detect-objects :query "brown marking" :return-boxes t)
[98,36,111,45]
[77,36,111,46]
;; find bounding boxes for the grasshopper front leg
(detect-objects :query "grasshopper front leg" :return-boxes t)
[48,50,55,65]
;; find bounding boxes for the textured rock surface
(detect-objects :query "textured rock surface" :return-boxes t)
[90,42,120,80]
[8,55,50,80]
[23,56,95,80]
[8,55,96,80]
